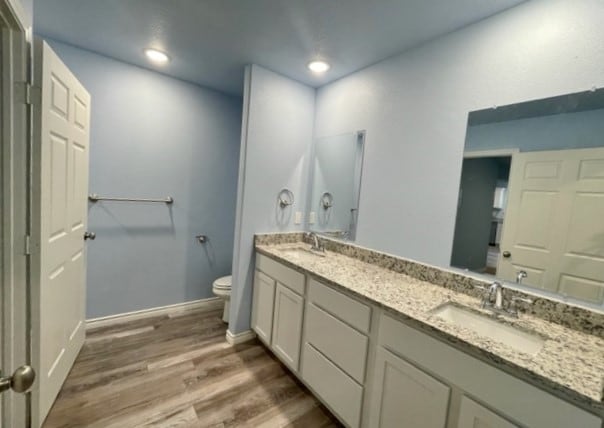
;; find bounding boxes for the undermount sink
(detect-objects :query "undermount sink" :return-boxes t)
[281,246,327,257]
[431,303,545,356]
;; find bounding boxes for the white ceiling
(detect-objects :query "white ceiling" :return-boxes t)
[34,0,525,95]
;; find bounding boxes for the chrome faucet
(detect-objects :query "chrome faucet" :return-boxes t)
[483,281,504,310]
[476,281,534,317]
[306,232,325,253]
[516,270,528,284]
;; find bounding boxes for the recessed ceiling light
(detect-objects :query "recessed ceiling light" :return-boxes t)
[144,48,170,64]
[308,60,330,73]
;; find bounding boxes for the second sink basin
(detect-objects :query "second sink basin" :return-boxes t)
[281,246,327,258]
[431,303,545,356]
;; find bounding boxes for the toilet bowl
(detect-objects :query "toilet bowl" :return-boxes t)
[212,275,232,323]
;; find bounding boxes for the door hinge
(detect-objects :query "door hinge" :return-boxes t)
[24,235,31,255]
[15,82,40,105]
[25,83,33,105]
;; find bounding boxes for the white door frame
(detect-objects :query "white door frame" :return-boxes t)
[0,1,30,427]
[463,148,519,159]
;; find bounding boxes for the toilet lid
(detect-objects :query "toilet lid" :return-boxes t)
[213,275,232,289]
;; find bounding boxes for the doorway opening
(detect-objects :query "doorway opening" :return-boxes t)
[451,155,512,277]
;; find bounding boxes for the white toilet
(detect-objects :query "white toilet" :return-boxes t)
[212,275,232,323]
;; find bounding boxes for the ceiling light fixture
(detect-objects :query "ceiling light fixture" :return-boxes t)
[307,60,330,73]
[144,48,170,64]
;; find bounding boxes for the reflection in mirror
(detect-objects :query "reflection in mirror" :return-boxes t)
[451,89,604,307]
[308,131,365,241]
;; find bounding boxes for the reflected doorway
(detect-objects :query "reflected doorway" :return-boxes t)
[451,154,512,276]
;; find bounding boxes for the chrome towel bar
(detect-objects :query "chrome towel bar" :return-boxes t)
[88,193,174,204]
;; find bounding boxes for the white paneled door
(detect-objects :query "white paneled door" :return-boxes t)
[31,39,90,427]
[498,147,604,304]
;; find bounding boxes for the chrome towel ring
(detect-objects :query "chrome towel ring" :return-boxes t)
[278,188,294,208]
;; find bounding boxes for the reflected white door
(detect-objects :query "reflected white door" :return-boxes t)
[498,147,604,304]
[31,39,90,427]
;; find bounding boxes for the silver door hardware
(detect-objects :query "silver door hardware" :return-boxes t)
[84,231,96,240]
[0,365,36,394]
[196,235,208,244]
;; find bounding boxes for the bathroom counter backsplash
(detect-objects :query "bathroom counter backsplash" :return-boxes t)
[254,233,604,413]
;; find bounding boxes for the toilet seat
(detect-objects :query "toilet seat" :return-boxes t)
[213,275,232,291]
[212,275,232,323]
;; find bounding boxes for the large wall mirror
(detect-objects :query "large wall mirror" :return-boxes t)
[307,131,365,241]
[451,89,604,307]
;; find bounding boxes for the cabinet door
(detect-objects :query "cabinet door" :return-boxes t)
[458,396,518,428]
[251,270,276,344]
[271,283,304,372]
[369,347,450,428]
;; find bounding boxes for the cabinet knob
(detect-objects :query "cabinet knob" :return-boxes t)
[502,251,511,258]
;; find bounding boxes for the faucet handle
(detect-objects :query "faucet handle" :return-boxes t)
[472,284,489,292]
[472,284,492,308]
[507,295,534,318]
[511,296,534,305]
[516,270,528,283]
[489,280,503,290]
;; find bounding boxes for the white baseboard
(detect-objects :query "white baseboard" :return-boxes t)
[226,329,256,345]
[86,297,223,330]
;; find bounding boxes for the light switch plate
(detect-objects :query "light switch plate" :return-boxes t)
[309,211,316,224]
[295,211,302,224]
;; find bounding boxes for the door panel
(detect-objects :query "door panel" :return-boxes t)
[251,270,276,344]
[0,11,29,426]
[271,283,303,372]
[498,148,604,303]
[497,155,564,289]
[31,39,90,427]
[369,347,450,428]
[458,396,518,428]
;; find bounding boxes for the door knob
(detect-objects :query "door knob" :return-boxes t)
[0,365,36,394]
[502,251,511,258]
[84,231,96,240]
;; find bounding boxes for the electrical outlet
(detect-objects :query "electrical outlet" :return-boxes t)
[309,211,316,224]
[294,211,302,224]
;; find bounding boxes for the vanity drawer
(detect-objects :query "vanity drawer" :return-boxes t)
[256,253,305,295]
[308,278,371,333]
[305,303,369,384]
[302,343,363,428]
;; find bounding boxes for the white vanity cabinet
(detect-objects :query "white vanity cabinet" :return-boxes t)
[371,314,601,428]
[252,254,305,372]
[251,270,275,344]
[457,396,518,428]
[271,283,304,370]
[301,279,372,427]
[252,253,602,428]
[368,347,450,428]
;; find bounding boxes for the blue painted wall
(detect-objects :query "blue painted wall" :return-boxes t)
[229,65,315,334]
[466,108,604,153]
[45,39,242,319]
[314,0,604,268]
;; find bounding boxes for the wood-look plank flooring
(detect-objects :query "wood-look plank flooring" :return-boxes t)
[43,307,341,428]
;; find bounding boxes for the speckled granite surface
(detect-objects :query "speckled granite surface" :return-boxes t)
[255,234,604,414]
[256,232,604,338]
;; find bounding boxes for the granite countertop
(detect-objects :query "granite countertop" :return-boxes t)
[255,242,604,413]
